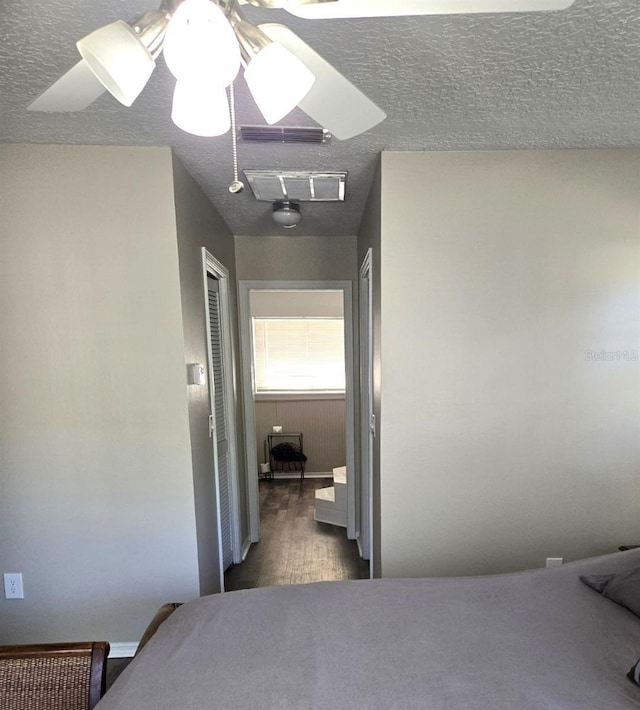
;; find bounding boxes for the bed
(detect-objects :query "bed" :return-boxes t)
[98,549,640,709]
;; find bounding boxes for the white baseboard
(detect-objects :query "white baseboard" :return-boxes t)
[108,642,138,658]
[269,471,332,480]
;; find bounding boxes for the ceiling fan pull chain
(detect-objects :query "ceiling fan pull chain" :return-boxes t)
[228,81,244,194]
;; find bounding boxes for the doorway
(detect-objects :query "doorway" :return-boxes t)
[238,281,357,545]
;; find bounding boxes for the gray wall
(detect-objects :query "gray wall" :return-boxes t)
[376,149,640,578]
[250,289,344,317]
[171,154,245,594]
[0,145,201,644]
[235,236,357,281]
[256,399,346,473]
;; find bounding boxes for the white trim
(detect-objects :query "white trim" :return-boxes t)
[269,471,333,479]
[239,283,260,542]
[239,280,358,543]
[241,537,252,561]
[342,283,357,540]
[202,250,243,590]
[359,249,374,574]
[108,642,138,658]
[255,392,345,402]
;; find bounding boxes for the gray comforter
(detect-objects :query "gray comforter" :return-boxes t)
[98,550,640,709]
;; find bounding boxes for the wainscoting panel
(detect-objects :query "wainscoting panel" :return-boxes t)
[256,399,345,474]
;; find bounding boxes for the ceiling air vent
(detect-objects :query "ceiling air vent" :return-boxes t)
[244,171,347,202]
[239,125,331,144]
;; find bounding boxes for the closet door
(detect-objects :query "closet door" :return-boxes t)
[207,276,233,571]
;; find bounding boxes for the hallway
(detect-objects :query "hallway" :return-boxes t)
[225,479,369,591]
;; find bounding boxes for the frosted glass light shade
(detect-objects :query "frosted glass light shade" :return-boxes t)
[163,0,240,87]
[171,80,231,137]
[244,43,316,124]
[272,201,302,228]
[77,21,155,107]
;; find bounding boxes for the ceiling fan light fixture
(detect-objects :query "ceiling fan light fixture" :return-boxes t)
[171,79,231,137]
[163,0,240,86]
[76,20,155,107]
[244,42,315,124]
[131,10,172,59]
[272,200,302,228]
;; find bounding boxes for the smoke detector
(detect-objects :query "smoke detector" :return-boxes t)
[272,201,302,228]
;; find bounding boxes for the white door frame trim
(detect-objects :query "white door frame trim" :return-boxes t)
[359,249,374,575]
[202,249,243,586]
[239,280,357,543]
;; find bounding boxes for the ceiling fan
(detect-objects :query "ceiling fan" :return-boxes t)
[28,0,575,141]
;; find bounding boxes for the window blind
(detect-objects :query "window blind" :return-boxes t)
[253,318,345,392]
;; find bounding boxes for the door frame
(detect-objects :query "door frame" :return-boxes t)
[202,249,242,586]
[239,280,356,543]
[359,249,374,573]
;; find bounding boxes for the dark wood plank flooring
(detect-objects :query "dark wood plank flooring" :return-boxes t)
[225,478,369,591]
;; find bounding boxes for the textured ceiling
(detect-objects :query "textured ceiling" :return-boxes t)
[1,1,638,237]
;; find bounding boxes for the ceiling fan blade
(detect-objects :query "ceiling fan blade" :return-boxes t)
[27,60,106,112]
[259,23,386,140]
[283,0,575,19]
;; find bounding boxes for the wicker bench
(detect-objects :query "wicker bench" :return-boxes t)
[0,641,109,710]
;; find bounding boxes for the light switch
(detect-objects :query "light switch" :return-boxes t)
[187,363,206,386]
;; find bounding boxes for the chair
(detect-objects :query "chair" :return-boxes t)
[0,641,109,710]
[268,433,307,481]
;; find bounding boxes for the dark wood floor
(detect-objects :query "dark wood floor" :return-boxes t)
[225,478,369,591]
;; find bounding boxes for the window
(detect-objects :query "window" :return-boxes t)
[252,318,345,393]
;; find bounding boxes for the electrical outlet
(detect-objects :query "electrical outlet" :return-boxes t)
[4,573,24,599]
[546,557,563,568]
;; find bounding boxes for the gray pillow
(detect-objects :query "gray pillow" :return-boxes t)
[580,566,640,618]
